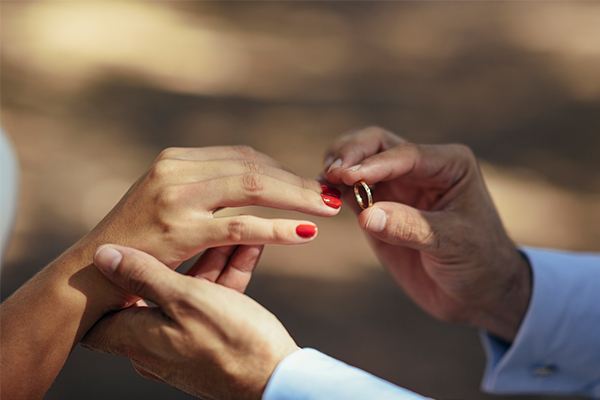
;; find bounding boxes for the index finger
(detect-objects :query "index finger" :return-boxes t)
[339,142,477,188]
[185,245,264,293]
[322,126,403,184]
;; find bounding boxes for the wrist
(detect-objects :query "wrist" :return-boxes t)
[53,240,138,315]
[473,249,532,342]
[0,240,130,399]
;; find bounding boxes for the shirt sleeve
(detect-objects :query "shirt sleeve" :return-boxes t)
[480,247,600,398]
[262,348,429,400]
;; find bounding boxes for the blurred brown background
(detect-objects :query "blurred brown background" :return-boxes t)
[2,2,599,399]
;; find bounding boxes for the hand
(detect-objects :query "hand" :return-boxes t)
[0,145,339,400]
[82,244,298,400]
[77,145,342,310]
[322,127,531,341]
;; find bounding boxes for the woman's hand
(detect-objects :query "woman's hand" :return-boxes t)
[0,145,340,400]
[77,145,342,309]
[322,127,530,341]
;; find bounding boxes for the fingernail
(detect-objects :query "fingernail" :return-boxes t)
[366,208,386,233]
[321,185,341,198]
[321,194,342,209]
[344,164,362,172]
[94,245,122,275]
[296,224,317,238]
[327,158,342,174]
[323,156,334,171]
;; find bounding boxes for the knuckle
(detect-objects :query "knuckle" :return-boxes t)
[226,217,252,242]
[271,221,286,242]
[396,214,418,243]
[392,210,434,246]
[362,125,386,136]
[452,143,477,165]
[241,173,264,195]
[391,142,421,166]
[154,185,181,209]
[148,159,177,182]
[394,141,419,154]
[361,125,394,141]
[153,186,186,236]
[299,176,313,191]
[232,145,258,159]
[241,159,262,174]
[298,187,314,208]
[156,147,181,161]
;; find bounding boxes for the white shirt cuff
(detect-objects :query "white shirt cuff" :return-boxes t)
[262,348,428,400]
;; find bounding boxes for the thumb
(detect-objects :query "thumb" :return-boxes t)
[94,244,179,307]
[359,202,450,252]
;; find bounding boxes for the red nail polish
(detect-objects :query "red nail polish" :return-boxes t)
[321,185,341,198]
[321,194,342,209]
[296,224,317,238]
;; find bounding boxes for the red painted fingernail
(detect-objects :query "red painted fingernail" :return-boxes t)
[321,185,341,198]
[296,224,317,238]
[321,194,342,209]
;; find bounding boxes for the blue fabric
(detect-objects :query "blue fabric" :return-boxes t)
[481,247,600,398]
[262,348,427,400]
[264,248,600,399]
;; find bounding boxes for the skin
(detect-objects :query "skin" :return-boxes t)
[0,145,339,400]
[5,131,533,399]
[84,244,299,400]
[81,129,533,400]
[322,127,532,341]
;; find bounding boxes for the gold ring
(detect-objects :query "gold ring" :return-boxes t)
[353,180,373,209]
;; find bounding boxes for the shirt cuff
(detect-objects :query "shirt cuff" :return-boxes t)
[262,348,428,400]
[480,247,600,398]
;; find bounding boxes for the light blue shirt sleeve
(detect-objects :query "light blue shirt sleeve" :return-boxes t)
[262,348,429,400]
[480,247,600,398]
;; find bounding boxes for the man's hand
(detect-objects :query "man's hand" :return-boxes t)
[82,244,299,400]
[323,127,531,341]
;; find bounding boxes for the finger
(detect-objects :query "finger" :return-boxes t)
[358,202,454,253]
[215,245,264,293]
[339,142,475,188]
[155,146,295,173]
[185,245,239,282]
[323,126,403,184]
[198,174,341,215]
[82,305,172,370]
[81,306,145,355]
[80,312,124,354]
[186,245,264,293]
[148,158,318,191]
[94,244,181,307]
[196,216,319,249]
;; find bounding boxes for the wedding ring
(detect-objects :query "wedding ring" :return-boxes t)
[353,180,373,209]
